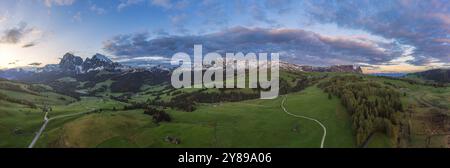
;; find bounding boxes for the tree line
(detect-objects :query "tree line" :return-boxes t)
[318,75,407,146]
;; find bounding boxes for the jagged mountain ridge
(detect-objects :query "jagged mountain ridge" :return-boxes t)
[82,53,122,72]
[0,53,127,80]
[1,54,364,82]
[0,53,172,98]
[58,53,123,73]
[58,53,83,73]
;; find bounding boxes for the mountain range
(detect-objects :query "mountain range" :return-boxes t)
[0,53,365,80]
[42,53,125,74]
[3,53,449,87]
[0,53,126,80]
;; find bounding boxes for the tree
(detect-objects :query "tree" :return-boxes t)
[144,107,171,123]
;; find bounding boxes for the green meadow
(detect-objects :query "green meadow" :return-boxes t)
[32,86,355,148]
[1,72,448,148]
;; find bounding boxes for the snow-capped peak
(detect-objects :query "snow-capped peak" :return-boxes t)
[92,53,113,63]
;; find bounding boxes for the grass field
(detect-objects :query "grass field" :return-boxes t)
[0,82,76,147]
[0,80,129,147]
[282,87,355,147]
[0,100,43,147]
[33,86,356,148]
[1,72,448,148]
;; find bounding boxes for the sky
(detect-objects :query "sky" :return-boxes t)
[0,0,449,73]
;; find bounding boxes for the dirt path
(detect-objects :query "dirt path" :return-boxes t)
[361,132,376,148]
[28,109,96,148]
[281,95,327,148]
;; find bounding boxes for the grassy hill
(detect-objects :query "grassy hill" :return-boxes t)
[405,69,450,84]
[0,69,449,148]
[0,79,76,147]
[35,86,355,148]
[405,69,450,86]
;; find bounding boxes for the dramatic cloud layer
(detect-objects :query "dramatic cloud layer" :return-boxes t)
[304,0,450,66]
[103,27,401,66]
[2,0,448,71]
[0,22,44,50]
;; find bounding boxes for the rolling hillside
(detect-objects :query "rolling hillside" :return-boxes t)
[0,79,76,147]
[0,68,449,148]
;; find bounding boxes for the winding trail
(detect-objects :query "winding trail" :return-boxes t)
[28,114,49,148]
[281,95,327,148]
[28,109,95,148]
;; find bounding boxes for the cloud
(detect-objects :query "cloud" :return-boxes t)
[153,28,169,36]
[0,23,33,44]
[103,26,401,66]
[303,0,450,66]
[0,14,7,23]
[22,42,36,48]
[90,4,106,15]
[117,0,143,11]
[72,12,82,22]
[0,23,44,47]
[28,62,42,66]
[115,56,171,67]
[44,0,76,7]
